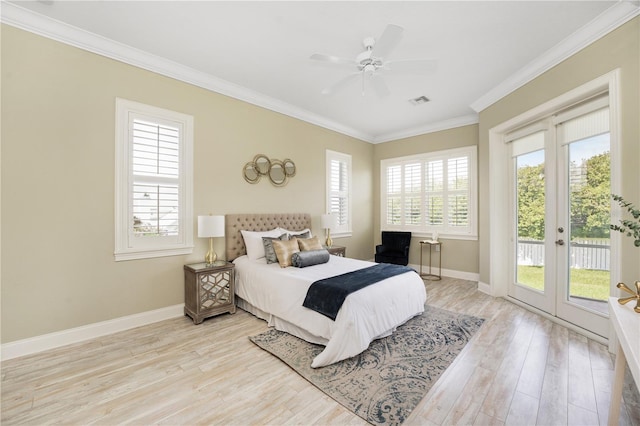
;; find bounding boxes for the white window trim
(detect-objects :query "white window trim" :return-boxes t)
[326,149,352,238]
[380,145,478,240]
[115,98,194,261]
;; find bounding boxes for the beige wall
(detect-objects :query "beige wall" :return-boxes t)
[1,25,373,343]
[4,16,637,344]
[478,17,640,285]
[372,125,479,273]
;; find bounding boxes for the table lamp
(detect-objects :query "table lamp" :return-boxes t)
[198,215,225,265]
[321,213,337,248]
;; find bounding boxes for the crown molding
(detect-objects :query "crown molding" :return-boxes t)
[3,1,637,143]
[0,1,374,143]
[470,1,640,113]
[372,114,479,144]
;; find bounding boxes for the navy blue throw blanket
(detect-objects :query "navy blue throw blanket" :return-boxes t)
[302,263,415,320]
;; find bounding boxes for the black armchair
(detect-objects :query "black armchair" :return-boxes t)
[375,231,412,266]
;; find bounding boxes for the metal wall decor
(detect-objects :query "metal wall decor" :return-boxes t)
[243,154,296,187]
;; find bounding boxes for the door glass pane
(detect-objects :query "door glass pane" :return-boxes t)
[516,149,545,291]
[568,134,610,314]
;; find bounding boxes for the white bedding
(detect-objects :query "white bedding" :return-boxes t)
[234,254,427,367]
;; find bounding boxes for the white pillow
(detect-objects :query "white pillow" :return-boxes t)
[241,228,281,260]
[279,228,312,238]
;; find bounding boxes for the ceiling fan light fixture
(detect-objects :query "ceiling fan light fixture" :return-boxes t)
[310,24,437,98]
[410,96,430,106]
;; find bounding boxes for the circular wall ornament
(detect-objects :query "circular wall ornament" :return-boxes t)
[269,160,287,186]
[283,158,296,177]
[243,162,261,184]
[243,155,295,186]
[253,154,271,175]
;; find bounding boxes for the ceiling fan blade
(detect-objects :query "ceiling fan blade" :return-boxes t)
[371,24,404,59]
[385,59,438,74]
[321,72,361,95]
[369,73,390,98]
[310,53,356,66]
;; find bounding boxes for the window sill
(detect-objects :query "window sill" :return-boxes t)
[381,230,478,241]
[115,246,194,261]
[332,231,352,239]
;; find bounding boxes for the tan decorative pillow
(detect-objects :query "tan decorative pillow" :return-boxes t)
[298,236,323,251]
[272,237,299,268]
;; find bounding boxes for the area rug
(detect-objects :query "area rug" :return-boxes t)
[249,305,484,426]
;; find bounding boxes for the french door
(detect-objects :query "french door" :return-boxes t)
[508,99,611,337]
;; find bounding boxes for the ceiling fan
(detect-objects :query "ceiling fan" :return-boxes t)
[310,24,437,98]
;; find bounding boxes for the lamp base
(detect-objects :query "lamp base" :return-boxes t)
[325,230,333,248]
[205,237,218,265]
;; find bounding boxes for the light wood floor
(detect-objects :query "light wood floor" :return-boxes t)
[2,277,639,425]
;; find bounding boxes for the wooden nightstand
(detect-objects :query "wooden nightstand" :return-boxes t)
[184,261,236,324]
[325,245,346,257]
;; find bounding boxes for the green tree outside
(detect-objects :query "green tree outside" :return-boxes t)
[517,151,610,240]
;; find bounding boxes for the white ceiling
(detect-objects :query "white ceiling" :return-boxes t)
[4,1,639,143]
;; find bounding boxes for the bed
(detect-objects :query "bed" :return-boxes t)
[226,213,427,368]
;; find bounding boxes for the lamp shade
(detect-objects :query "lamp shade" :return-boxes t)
[321,213,337,230]
[198,215,225,238]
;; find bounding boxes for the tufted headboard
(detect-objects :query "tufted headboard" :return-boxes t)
[225,213,312,261]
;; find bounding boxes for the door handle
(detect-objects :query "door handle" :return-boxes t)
[555,239,565,246]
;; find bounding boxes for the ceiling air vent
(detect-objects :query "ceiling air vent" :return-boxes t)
[409,96,430,106]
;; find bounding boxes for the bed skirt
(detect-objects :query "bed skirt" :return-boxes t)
[236,296,330,346]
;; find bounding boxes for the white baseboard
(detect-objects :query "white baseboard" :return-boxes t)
[407,263,480,282]
[477,281,493,295]
[1,304,184,361]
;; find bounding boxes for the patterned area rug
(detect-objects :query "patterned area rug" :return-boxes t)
[249,305,484,426]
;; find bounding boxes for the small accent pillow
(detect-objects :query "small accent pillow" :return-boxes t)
[280,228,312,239]
[241,228,281,260]
[298,236,323,251]
[262,234,289,264]
[291,249,330,268]
[272,237,299,268]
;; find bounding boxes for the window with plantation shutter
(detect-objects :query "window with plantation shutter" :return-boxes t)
[381,146,477,239]
[115,99,194,261]
[132,119,180,237]
[326,150,352,236]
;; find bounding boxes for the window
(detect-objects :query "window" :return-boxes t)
[381,146,477,239]
[326,150,352,237]
[115,98,194,261]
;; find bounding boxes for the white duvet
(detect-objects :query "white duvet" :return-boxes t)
[233,255,427,367]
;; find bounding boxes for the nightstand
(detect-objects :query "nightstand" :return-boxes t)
[325,245,346,257]
[184,261,236,324]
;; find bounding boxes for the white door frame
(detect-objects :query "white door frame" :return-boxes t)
[488,69,621,342]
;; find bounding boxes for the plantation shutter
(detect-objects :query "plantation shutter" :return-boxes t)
[386,165,402,225]
[425,159,443,226]
[404,162,422,225]
[381,145,477,237]
[131,119,180,237]
[329,157,349,230]
[447,156,469,227]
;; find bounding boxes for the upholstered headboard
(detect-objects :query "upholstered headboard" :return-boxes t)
[225,213,312,261]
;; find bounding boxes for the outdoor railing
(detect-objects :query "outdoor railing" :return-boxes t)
[518,239,610,271]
